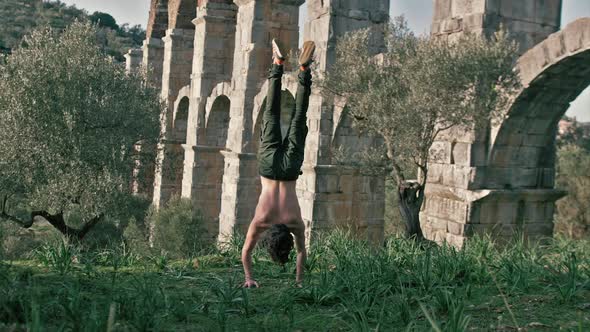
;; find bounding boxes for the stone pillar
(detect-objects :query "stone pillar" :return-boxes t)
[181,145,227,242]
[179,1,237,242]
[218,0,304,241]
[300,0,390,244]
[142,38,165,88]
[423,0,565,247]
[152,28,195,209]
[182,0,237,214]
[160,28,195,116]
[431,0,562,54]
[124,49,143,74]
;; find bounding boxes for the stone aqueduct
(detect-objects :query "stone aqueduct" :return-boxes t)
[124,0,590,246]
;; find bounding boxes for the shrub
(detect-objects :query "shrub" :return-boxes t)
[149,198,207,258]
[123,217,150,255]
[555,144,590,238]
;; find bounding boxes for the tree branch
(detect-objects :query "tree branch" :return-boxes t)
[0,198,102,240]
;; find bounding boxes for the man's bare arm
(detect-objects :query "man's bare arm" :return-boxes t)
[293,228,307,285]
[241,223,263,287]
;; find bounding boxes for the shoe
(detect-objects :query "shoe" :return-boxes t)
[272,38,286,62]
[299,41,316,68]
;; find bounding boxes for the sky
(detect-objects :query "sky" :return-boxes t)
[61,0,590,121]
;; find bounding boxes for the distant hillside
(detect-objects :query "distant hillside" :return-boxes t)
[0,0,145,61]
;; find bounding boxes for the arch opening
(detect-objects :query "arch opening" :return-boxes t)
[172,97,190,143]
[206,95,231,148]
[485,18,590,189]
[168,0,197,30]
[146,0,169,40]
[487,50,590,189]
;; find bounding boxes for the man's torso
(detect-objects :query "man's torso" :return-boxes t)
[254,177,305,233]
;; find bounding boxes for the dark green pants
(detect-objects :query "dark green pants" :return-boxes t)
[258,64,312,181]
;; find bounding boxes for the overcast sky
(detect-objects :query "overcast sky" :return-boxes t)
[61,0,589,121]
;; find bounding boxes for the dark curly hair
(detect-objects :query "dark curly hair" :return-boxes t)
[263,224,294,265]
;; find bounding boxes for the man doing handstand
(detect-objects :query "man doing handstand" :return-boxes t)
[241,39,316,288]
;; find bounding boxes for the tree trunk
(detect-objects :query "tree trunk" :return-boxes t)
[1,205,101,241]
[397,181,425,240]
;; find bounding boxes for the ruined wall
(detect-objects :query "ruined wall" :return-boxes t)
[422,0,584,247]
[431,0,561,53]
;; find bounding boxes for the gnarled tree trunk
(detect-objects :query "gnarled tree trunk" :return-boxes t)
[397,181,425,240]
[0,196,101,241]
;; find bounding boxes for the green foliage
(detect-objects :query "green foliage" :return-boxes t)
[0,22,161,237]
[555,144,590,238]
[89,12,118,30]
[123,217,150,255]
[150,198,207,258]
[558,116,590,151]
[0,0,145,61]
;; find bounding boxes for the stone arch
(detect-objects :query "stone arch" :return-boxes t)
[205,95,231,147]
[146,0,169,40]
[172,96,190,143]
[202,82,232,145]
[171,85,191,135]
[168,0,197,30]
[486,18,590,189]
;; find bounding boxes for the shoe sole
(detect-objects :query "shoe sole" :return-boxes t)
[299,41,316,67]
[272,39,286,61]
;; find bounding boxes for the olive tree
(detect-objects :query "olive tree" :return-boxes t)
[321,18,520,239]
[0,22,162,240]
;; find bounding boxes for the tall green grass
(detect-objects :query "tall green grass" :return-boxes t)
[0,231,588,331]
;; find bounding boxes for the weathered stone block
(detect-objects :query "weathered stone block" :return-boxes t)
[433,0,452,21]
[523,222,554,237]
[427,163,444,184]
[512,168,539,188]
[564,18,590,53]
[448,220,466,236]
[430,141,452,164]
[451,142,469,166]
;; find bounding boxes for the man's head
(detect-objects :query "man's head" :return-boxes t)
[264,224,294,265]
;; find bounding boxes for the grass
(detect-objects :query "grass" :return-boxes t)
[0,231,589,331]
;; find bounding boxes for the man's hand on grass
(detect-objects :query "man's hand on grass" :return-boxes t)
[243,279,259,288]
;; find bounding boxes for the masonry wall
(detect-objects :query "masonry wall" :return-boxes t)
[431,0,561,53]
[423,0,567,247]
